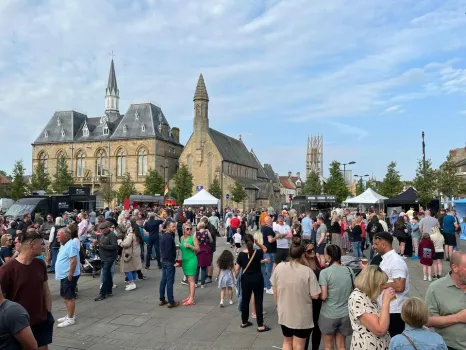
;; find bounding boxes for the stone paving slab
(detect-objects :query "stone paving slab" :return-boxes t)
[48,238,448,349]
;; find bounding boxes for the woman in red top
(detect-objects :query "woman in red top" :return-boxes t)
[340,216,350,256]
[418,233,435,281]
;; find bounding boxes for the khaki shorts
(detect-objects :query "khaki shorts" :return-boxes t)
[318,314,352,336]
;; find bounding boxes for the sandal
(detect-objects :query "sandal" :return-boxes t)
[257,325,271,332]
[240,321,253,328]
[183,300,196,306]
[182,297,190,303]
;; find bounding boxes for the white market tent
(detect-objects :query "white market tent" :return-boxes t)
[344,188,388,205]
[183,189,220,210]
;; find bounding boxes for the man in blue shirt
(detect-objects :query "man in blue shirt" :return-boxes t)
[55,227,80,328]
[443,209,459,261]
[301,210,312,240]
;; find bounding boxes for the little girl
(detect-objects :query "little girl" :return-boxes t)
[216,250,236,307]
[418,232,436,281]
[430,227,445,279]
[233,228,242,255]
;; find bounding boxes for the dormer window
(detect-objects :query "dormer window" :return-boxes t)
[83,124,89,137]
[57,118,61,126]
[44,130,49,138]
[103,125,109,135]
[158,123,162,133]
[135,110,139,120]
[141,124,146,132]
[123,124,127,133]
[61,129,66,137]
[158,113,162,122]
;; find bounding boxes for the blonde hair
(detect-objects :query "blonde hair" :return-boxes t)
[1,234,11,246]
[197,222,205,230]
[182,222,193,233]
[55,217,64,226]
[401,297,428,328]
[431,227,441,236]
[354,265,388,301]
[253,232,263,245]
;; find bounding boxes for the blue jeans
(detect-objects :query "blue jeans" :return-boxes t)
[125,271,136,282]
[195,266,207,285]
[369,243,375,259]
[159,261,176,304]
[100,260,115,297]
[248,219,255,230]
[352,241,363,258]
[100,261,115,283]
[146,237,161,268]
[50,247,59,272]
[263,253,275,289]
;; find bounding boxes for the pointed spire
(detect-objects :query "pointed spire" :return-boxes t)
[107,59,118,93]
[193,74,209,101]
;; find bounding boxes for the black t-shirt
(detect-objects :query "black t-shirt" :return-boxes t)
[367,221,383,242]
[350,225,362,242]
[237,250,264,276]
[261,225,277,253]
[0,300,30,350]
[0,248,12,266]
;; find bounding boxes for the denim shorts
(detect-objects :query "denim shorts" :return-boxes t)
[318,314,352,336]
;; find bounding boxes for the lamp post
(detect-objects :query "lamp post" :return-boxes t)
[341,161,356,185]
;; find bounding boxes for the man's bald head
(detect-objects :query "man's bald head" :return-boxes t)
[450,251,466,269]
[265,216,272,225]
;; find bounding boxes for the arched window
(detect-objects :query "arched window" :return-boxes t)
[207,153,213,185]
[56,151,65,174]
[96,150,106,176]
[116,149,126,177]
[38,152,48,173]
[138,148,148,176]
[187,154,193,173]
[76,152,85,177]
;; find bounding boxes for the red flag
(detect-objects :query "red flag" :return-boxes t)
[164,184,169,196]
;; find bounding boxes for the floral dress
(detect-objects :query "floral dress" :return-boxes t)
[348,288,390,350]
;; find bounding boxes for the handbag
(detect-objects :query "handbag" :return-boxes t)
[401,332,418,350]
[242,250,257,274]
[122,233,133,263]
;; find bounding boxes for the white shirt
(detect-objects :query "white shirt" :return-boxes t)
[378,249,410,314]
[233,233,242,244]
[78,219,88,240]
[273,222,291,249]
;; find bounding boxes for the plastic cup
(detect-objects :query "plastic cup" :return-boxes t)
[361,258,368,266]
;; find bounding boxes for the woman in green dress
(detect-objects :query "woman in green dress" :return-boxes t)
[179,222,199,306]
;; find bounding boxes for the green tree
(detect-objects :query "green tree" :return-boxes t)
[302,171,322,195]
[29,161,51,192]
[171,164,193,205]
[99,181,116,206]
[230,181,248,204]
[438,155,464,198]
[10,160,27,201]
[118,173,137,201]
[365,179,380,192]
[52,155,74,193]
[323,161,349,204]
[413,159,437,206]
[378,161,403,198]
[144,168,164,195]
[209,177,222,199]
[0,170,11,198]
[356,177,365,195]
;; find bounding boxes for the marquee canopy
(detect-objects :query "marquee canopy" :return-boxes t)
[183,189,220,207]
[384,187,418,205]
[344,188,388,204]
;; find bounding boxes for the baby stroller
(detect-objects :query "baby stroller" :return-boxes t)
[81,240,101,278]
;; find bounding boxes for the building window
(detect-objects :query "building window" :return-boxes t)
[61,129,66,137]
[135,110,139,120]
[56,151,65,174]
[187,154,193,173]
[96,150,106,176]
[44,130,48,138]
[38,152,48,173]
[83,124,89,137]
[123,124,127,133]
[76,152,85,177]
[141,124,146,132]
[57,118,61,126]
[103,125,109,135]
[116,150,126,177]
[138,148,148,176]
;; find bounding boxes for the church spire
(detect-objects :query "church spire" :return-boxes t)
[193,74,209,101]
[105,59,120,114]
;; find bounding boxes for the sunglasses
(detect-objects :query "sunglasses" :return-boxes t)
[306,249,315,254]
[186,227,192,231]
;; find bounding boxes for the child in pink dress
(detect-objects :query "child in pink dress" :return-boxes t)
[418,233,435,282]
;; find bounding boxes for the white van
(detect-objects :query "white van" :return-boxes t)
[0,198,14,213]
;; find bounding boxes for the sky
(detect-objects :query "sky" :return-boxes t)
[0,0,465,181]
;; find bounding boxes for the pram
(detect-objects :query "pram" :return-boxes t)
[81,240,101,278]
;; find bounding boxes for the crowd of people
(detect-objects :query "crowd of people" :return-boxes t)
[0,204,464,349]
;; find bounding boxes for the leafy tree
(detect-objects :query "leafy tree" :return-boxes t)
[144,168,164,195]
[413,159,437,206]
[378,161,403,198]
[230,181,247,204]
[365,179,380,192]
[356,177,365,196]
[438,155,464,198]
[323,161,350,204]
[302,171,322,195]
[117,173,137,201]
[52,155,74,193]
[29,160,51,192]
[0,170,11,198]
[99,181,116,206]
[171,164,193,205]
[209,177,222,199]
[10,160,27,201]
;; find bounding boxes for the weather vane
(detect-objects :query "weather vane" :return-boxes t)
[110,50,116,59]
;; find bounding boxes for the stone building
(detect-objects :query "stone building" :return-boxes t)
[178,75,280,210]
[449,147,466,180]
[279,172,303,203]
[32,59,183,201]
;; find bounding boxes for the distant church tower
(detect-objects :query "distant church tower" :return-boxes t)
[306,134,323,177]
[105,59,120,118]
[193,74,209,164]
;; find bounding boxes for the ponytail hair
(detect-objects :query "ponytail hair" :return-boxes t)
[244,233,254,256]
[325,244,342,266]
[289,238,304,261]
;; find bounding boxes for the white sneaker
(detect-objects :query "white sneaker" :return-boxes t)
[57,317,75,328]
[126,284,136,291]
[229,300,234,305]
[266,288,274,295]
[423,276,427,281]
[57,316,68,323]
[428,276,432,282]
[220,300,224,308]
[113,284,117,288]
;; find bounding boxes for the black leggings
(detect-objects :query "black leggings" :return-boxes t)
[241,274,264,327]
[305,298,322,350]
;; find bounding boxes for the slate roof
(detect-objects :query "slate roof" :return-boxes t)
[34,111,87,144]
[249,150,269,180]
[228,176,260,190]
[263,164,277,182]
[208,128,258,168]
[107,59,118,94]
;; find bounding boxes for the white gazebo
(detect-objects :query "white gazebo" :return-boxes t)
[344,188,387,210]
[183,189,220,211]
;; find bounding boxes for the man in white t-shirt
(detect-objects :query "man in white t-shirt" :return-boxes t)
[373,231,410,337]
[78,214,89,241]
[273,215,291,267]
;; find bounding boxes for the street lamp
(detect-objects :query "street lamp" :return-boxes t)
[341,161,356,184]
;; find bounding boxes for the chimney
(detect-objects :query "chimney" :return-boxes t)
[171,127,180,143]
[296,171,300,178]
[288,171,292,178]
[161,124,168,138]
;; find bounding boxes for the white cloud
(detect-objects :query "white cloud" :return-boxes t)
[383,105,404,114]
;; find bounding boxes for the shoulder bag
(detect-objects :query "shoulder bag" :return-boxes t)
[242,250,257,274]
[401,332,418,350]
[346,266,354,289]
[123,232,134,263]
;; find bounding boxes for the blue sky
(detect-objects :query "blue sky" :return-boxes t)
[0,0,465,181]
